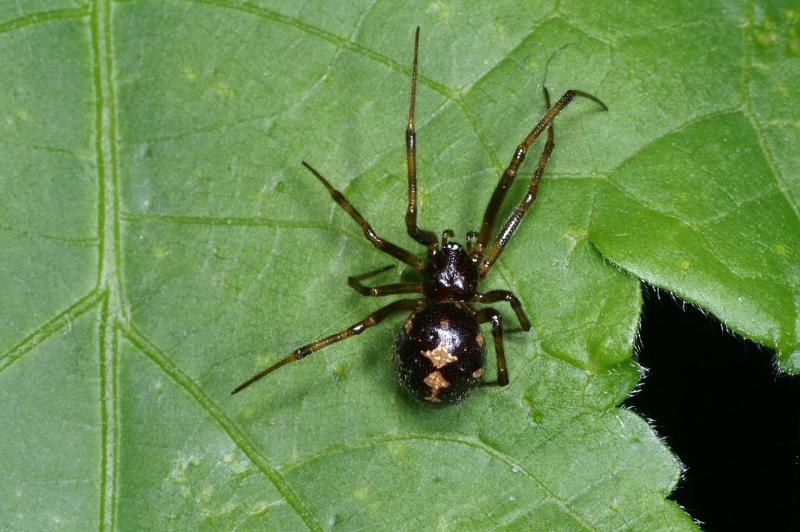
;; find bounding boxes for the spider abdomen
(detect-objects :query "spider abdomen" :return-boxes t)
[394,301,486,405]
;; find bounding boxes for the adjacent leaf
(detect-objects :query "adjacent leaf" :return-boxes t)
[586,0,800,371]
[2,0,795,529]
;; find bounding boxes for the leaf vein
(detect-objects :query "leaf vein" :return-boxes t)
[159,0,455,96]
[607,179,787,285]
[0,224,98,245]
[123,324,323,531]
[121,211,371,249]
[280,432,595,530]
[90,0,124,527]
[0,289,104,375]
[741,0,800,224]
[0,6,89,35]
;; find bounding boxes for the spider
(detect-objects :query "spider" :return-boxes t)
[232,28,607,404]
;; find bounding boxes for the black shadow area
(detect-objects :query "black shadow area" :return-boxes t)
[625,286,800,531]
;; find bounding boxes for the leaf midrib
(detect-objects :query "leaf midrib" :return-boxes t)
[88,0,322,529]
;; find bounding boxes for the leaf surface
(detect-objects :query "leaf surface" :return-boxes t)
[2,0,796,529]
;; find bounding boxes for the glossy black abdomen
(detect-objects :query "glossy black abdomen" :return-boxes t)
[394,301,486,405]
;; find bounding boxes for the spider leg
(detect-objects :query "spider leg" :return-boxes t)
[465,231,478,254]
[475,307,509,386]
[478,88,607,276]
[405,27,437,247]
[475,290,531,332]
[303,162,425,271]
[231,298,423,394]
[471,88,607,261]
[479,87,554,276]
[348,265,423,296]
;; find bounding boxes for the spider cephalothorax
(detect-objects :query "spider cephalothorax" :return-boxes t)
[232,28,606,405]
[423,240,478,301]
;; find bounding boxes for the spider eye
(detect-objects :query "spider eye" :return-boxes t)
[441,229,454,245]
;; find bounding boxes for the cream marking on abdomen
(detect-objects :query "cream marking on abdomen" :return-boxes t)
[423,370,450,402]
[421,341,458,368]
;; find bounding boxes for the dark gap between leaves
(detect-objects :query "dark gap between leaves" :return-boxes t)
[625,285,800,531]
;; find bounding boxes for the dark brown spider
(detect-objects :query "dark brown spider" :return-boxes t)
[232,28,606,404]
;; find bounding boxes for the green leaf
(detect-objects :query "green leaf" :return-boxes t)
[1,0,796,529]
[587,0,800,371]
